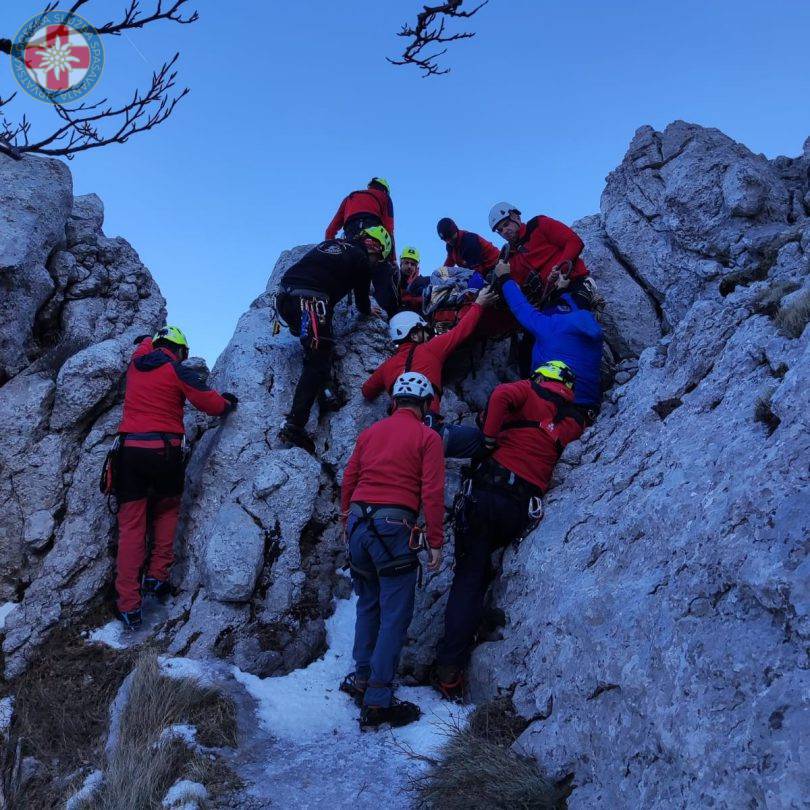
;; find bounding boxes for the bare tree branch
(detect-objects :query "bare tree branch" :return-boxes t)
[389,0,488,77]
[0,1,197,159]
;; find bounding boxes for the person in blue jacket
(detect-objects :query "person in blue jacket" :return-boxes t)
[493,259,603,424]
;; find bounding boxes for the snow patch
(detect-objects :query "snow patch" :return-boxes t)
[66,769,103,810]
[162,778,208,808]
[0,602,18,631]
[159,723,198,747]
[235,594,470,788]
[159,655,219,686]
[87,619,127,649]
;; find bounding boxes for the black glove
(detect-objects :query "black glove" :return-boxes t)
[133,334,150,345]
[471,435,497,463]
[222,392,239,408]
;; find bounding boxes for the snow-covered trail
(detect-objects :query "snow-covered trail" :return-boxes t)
[231,593,470,808]
[86,589,469,808]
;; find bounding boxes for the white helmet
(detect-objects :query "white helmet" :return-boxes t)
[489,201,520,232]
[392,372,434,401]
[389,311,427,342]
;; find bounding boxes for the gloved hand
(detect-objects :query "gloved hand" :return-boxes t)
[493,261,511,279]
[222,392,239,408]
[475,286,499,308]
[133,334,150,345]
[550,260,573,291]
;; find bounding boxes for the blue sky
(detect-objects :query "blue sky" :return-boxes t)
[3,0,809,364]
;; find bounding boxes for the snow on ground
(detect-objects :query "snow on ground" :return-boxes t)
[232,594,470,808]
[0,602,18,631]
[87,619,127,649]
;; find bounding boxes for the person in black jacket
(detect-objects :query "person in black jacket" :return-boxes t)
[276,226,391,451]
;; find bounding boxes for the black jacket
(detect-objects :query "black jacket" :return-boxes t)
[281,239,372,315]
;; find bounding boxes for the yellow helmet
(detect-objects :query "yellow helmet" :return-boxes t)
[532,360,575,390]
[360,225,392,260]
[369,177,390,193]
[400,246,420,263]
[153,325,189,349]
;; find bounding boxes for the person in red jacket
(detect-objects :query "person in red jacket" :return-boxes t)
[437,217,500,284]
[362,286,497,442]
[434,360,583,700]
[488,202,589,307]
[326,177,399,316]
[115,326,237,629]
[340,372,444,730]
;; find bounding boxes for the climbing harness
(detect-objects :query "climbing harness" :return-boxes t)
[346,503,426,587]
[99,434,122,513]
[300,297,328,350]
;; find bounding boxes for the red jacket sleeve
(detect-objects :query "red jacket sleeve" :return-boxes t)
[420,430,445,548]
[172,364,230,416]
[361,357,392,400]
[483,381,530,438]
[325,197,347,240]
[131,336,154,360]
[341,436,364,516]
[428,303,484,361]
[535,216,584,267]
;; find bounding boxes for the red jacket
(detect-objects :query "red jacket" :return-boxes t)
[445,230,500,274]
[118,338,231,435]
[483,378,583,493]
[325,187,395,246]
[341,409,445,548]
[362,304,483,412]
[507,216,588,287]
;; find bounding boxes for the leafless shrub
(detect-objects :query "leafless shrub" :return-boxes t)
[389,1,488,76]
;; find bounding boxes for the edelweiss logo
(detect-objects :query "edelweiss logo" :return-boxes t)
[11,11,104,103]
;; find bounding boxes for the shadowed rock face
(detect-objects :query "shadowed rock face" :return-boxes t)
[0,154,166,677]
[470,123,809,808]
[1,124,807,807]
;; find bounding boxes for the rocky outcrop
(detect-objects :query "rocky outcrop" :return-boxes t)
[0,154,166,677]
[1,123,807,808]
[158,248,393,676]
[471,123,809,808]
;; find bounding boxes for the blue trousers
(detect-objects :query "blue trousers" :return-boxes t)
[348,514,418,707]
[440,424,485,459]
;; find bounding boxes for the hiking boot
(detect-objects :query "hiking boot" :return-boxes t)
[119,608,142,631]
[433,664,465,702]
[339,672,367,707]
[278,422,315,454]
[359,697,421,731]
[142,577,170,599]
[318,387,342,415]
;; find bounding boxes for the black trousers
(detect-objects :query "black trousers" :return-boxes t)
[436,486,527,668]
[285,296,335,428]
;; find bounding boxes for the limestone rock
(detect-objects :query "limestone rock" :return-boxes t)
[0,155,166,677]
[471,125,809,809]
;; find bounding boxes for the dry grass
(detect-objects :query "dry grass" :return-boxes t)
[1,630,138,808]
[90,653,238,810]
[413,697,567,809]
[775,288,810,339]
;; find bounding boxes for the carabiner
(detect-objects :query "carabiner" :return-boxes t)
[528,495,544,521]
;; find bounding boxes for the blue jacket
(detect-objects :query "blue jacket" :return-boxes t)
[501,279,603,406]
